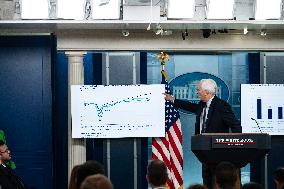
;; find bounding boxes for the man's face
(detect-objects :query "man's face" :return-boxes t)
[197,83,208,102]
[0,144,11,162]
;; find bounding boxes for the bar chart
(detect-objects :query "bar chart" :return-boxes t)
[256,98,283,120]
[241,84,284,135]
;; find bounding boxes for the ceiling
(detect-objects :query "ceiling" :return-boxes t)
[1,20,284,32]
[0,0,284,32]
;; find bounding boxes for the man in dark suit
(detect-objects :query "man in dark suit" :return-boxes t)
[0,140,25,189]
[165,79,242,189]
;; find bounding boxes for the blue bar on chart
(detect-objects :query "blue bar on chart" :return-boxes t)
[278,107,283,119]
[257,99,262,119]
[268,108,272,119]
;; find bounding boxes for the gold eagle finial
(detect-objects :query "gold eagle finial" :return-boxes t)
[157,52,170,71]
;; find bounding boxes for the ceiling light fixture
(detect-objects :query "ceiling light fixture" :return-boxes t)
[243,27,248,35]
[181,31,186,40]
[147,23,151,31]
[181,29,189,40]
[184,29,188,36]
[260,30,267,36]
[155,28,163,35]
[155,24,163,35]
[202,29,211,38]
[122,30,130,37]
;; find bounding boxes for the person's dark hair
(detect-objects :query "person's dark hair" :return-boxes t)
[80,174,113,189]
[215,161,238,188]
[147,160,168,187]
[242,182,263,189]
[273,167,284,183]
[0,140,5,146]
[187,183,208,189]
[76,160,105,189]
[69,165,81,189]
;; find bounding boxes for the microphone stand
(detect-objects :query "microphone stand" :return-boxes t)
[251,117,262,133]
[251,117,267,189]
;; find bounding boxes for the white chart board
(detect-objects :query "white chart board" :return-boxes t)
[241,84,284,135]
[71,85,165,138]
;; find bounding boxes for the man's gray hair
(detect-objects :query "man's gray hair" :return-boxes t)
[199,79,217,95]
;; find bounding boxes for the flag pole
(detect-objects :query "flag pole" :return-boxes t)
[154,52,183,189]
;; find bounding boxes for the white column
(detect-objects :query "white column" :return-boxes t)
[66,51,87,179]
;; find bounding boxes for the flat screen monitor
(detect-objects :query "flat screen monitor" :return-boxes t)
[241,84,284,135]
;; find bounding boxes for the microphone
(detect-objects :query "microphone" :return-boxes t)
[251,117,262,133]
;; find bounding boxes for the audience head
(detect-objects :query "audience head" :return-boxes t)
[242,182,263,189]
[146,159,168,188]
[273,167,284,189]
[187,183,208,189]
[80,174,113,189]
[76,160,105,189]
[215,161,238,189]
[0,140,11,163]
[69,165,81,189]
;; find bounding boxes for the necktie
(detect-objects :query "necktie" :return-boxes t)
[201,105,207,133]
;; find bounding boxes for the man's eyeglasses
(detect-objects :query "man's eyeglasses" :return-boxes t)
[0,149,10,154]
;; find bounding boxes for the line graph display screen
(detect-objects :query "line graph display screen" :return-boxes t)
[71,85,165,138]
[241,84,284,135]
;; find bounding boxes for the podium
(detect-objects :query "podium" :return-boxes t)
[191,133,271,167]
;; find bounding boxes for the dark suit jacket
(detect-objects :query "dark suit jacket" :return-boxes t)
[0,164,25,189]
[174,96,242,135]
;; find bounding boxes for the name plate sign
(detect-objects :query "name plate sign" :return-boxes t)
[212,135,257,148]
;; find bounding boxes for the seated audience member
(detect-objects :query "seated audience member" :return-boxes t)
[215,161,239,189]
[69,165,81,189]
[273,167,284,189]
[242,182,263,189]
[146,159,168,189]
[0,140,25,189]
[76,160,105,189]
[80,174,113,189]
[0,129,16,170]
[187,183,208,189]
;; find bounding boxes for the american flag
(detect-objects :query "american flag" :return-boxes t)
[152,70,183,189]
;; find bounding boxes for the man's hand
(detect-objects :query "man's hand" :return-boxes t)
[164,93,174,102]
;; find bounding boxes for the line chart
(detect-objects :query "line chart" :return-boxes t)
[71,85,165,138]
[84,94,151,121]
